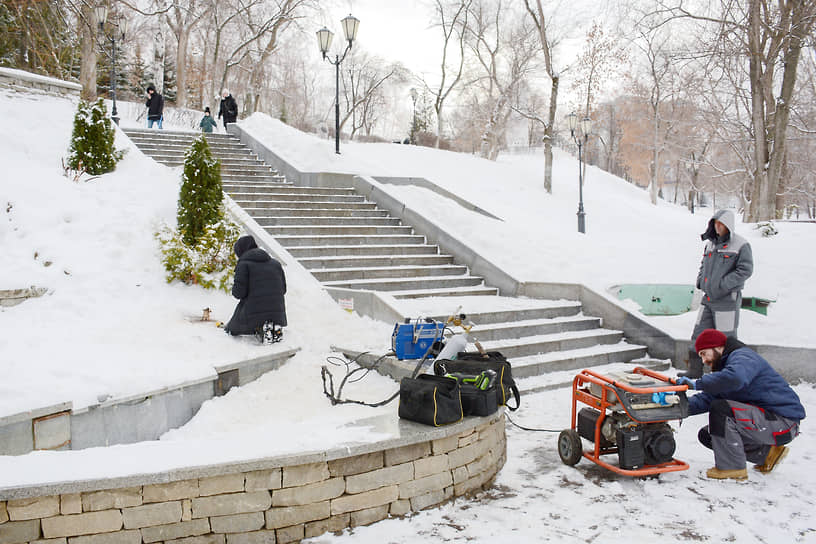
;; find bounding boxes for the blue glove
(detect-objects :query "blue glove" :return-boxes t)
[675,376,696,390]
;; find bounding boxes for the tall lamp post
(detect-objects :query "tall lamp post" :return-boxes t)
[409,87,418,144]
[94,4,127,125]
[568,112,592,234]
[316,14,360,155]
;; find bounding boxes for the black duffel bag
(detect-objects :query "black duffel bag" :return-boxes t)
[398,374,463,426]
[433,351,520,411]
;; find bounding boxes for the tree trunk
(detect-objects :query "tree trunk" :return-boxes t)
[542,75,558,193]
[175,29,190,107]
[78,4,97,101]
[650,111,659,205]
[153,30,165,94]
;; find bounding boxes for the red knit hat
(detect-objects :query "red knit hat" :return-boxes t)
[695,329,727,353]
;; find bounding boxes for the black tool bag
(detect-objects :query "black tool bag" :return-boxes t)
[433,351,521,411]
[458,381,499,416]
[398,374,463,426]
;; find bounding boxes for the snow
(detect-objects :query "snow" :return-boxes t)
[1,92,814,542]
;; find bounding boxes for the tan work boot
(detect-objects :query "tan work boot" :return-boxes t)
[754,445,789,474]
[706,467,748,481]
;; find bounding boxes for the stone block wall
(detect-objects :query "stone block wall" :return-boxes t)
[0,416,506,544]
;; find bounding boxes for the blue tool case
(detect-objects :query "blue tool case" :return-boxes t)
[391,320,444,360]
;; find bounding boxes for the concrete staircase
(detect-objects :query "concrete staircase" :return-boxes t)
[123,128,286,183]
[123,129,651,386]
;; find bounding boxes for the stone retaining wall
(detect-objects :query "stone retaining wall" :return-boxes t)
[0,68,81,96]
[0,415,506,543]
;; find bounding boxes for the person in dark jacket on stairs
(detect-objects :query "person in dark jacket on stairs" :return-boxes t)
[218,89,238,129]
[145,84,164,129]
[224,235,287,341]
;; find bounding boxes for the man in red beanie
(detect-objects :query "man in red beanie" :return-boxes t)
[675,328,805,480]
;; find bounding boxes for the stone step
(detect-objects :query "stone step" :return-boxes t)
[312,264,469,282]
[477,329,625,359]
[286,244,441,258]
[235,201,378,210]
[428,303,583,324]
[222,174,286,182]
[230,192,366,203]
[300,254,455,269]
[132,141,249,154]
[510,343,649,378]
[222,184,357,196]
[124,128,238,140]
[240,208,388,218]
[322,274,485,292]
[467,316,603,342]
[276,234,426,247]
[134,142,252,154]
[253,216,402,227]
[155,156,272,168]
[264,225,414,236]
[390,285,499,298]
[124,132,242,145]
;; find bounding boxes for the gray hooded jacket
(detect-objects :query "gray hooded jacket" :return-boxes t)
[696,209,753,304]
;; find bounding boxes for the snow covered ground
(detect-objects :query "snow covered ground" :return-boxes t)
[1,91,814,543]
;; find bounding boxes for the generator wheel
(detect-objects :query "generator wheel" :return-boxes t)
[558,429,583,466]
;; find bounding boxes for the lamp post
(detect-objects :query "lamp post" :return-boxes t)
[316,14,360,155]
[409,87,418,144]
[94,4,127,125]
[568,112,592,234]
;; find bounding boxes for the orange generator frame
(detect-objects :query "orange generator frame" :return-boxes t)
[558,367,690,476]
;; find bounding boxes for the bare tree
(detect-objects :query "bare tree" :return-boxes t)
[339,51,407,140]
[522,0,564,192]
[655,0,816,221]
[426,0,471,148]
[466,0,539,160]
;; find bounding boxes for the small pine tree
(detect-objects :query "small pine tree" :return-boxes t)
[178,135,223,246]
[67,99,123,175]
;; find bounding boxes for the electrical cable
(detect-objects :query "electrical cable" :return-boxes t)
[504,412,560,433]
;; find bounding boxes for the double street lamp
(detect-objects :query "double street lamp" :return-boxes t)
[316,14,360,154]
[94,4,127,125]
[568,112,592,234]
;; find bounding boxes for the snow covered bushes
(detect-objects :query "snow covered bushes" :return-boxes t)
[66,99,123,177]
[156,135,239,292]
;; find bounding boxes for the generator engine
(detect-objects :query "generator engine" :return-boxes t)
[577,408,677,469]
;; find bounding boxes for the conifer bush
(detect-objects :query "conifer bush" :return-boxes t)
[156,135,240,293]
[66,99,123,175]
[178,135,223,246]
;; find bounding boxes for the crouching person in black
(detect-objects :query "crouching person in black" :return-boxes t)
[224,235,287,343]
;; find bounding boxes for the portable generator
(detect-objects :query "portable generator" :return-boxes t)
[558,367,690,476]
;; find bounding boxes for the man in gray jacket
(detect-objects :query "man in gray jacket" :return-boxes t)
[681,209,754,378]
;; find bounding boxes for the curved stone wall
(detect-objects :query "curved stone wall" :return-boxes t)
[0,413,506,543]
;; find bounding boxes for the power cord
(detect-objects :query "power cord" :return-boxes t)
[504,412,560,433]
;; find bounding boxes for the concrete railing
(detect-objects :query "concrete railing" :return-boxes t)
[0,68,81,96]
[226,124,816,383]
[0,349,299,456]
[0,412,506,543]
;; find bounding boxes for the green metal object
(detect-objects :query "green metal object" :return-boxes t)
[741,297,773,316]
[614,284,696,316]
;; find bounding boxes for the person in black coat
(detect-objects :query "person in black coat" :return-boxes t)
[218,89,238,127]
[224,235,287,336]
[145,84,164,129]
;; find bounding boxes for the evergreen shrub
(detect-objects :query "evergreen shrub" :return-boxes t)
[66,99,123,175]
[178,135,222,246]
[156,135,239,293]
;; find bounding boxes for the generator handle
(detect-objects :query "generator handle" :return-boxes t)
[575,368,688,394]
